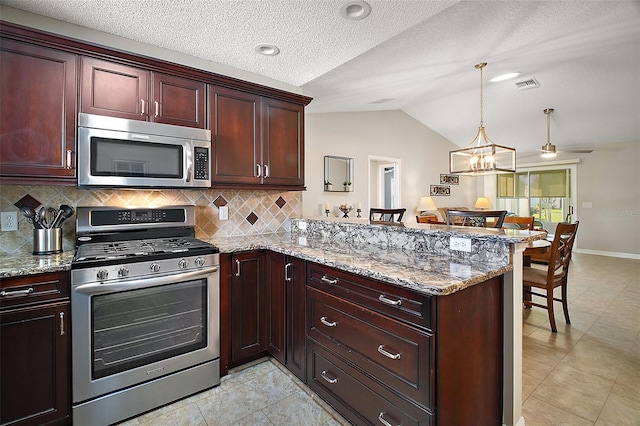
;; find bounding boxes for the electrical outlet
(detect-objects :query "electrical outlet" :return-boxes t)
[298,221,307,230]
[218,206,228,221]
[450,263,472,278]
[449,237,472,252]
[1,212,18,231]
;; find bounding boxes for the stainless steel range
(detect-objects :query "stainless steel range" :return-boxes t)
[71,205,220,425]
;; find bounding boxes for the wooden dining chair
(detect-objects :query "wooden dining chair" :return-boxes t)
[523,221,579,332]
[503,215,535,230]
[445,210,507,228]
[369,208,406,222]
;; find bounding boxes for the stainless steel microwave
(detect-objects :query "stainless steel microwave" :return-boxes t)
[77,113,211,188]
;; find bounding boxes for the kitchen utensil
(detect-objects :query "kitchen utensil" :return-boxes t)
[52,204,74,228]
[38,207,48,228]
[46,207,57,229]
[19,205,40,228]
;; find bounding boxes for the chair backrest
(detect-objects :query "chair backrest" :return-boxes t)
[369,208,405,222]
[503,215,535,230]
[445,210,507,228]
[546,221,580,282]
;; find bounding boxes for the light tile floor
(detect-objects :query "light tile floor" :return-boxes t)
[522,253,640,425]
[118,358,349,426]
[121,253,639,426]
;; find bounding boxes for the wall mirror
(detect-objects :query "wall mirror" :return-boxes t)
[324,155,354,192]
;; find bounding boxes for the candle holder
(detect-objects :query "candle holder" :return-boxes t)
[356,208,361,218]
[325,209,330,217]
[338,204,352,218]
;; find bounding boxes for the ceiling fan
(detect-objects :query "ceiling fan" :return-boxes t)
[534,108,594,158]
[520,108,595,159]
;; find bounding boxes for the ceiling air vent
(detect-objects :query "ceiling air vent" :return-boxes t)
[515,77,540,91]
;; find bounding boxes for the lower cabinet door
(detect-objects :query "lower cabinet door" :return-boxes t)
[1,302,70,426]
[307,338,433,426]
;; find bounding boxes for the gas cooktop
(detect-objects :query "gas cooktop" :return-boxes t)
[74,236,218,262]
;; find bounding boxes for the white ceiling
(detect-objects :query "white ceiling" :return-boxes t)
[2,0,639,156]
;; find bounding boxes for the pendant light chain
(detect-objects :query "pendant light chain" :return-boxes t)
[477,62,486,128]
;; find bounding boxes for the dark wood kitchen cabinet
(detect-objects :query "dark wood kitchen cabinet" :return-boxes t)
[209,86,305,190]
[266,252,306,381]
[0,271,71,426]
[305,262,503,426]
[227,251,267,367]
[0,37,77,185]
[81,57,206,128]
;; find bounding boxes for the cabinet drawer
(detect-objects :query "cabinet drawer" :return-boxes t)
[0,271,69,310]
[308,287,433,410]
[307,338,433,426]
[307,262,433,330]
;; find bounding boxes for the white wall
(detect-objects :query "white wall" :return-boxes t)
[304,111,477,221]
[568,142,639,257]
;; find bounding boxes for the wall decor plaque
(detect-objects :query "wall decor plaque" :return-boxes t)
[430,185,451,196]
[440,173,459,185]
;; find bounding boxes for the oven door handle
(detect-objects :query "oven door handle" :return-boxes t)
[74,266,218,296]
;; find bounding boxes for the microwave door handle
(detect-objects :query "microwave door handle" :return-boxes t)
[186,146,193,182]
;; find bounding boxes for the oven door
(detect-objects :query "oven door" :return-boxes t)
[71,267,219,403]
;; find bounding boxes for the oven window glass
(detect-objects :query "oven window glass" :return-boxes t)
[91,279,207,380]
[91,137,183,178]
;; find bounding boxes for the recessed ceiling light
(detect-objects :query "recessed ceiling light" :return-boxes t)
[255,44,280,56]
[490,72,521,82]
[340,1,371,20]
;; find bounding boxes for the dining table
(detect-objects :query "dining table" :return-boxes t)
[523,239,551,267]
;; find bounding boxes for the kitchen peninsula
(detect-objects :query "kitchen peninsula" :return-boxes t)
[0,219,542,426]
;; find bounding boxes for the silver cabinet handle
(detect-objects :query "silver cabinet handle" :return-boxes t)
[321,370,338,384]
[66,150,74,169]
[235,259,241,277]
[140,99,146,115]
[321,275,338,285]
[320,316,337,327]
[0,287,34,298]
[378,412,398,426]
[285,262,292,282]
[378,294,402,306]
[256,164,262,177]
[154,100,159,117]
[263,164,269,177]
[59,312,65,336]
[377,345,401,360]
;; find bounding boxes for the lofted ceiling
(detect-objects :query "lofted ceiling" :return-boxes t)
[2,0,639,157]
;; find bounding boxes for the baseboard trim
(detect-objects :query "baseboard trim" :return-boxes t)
[574,248,640,260]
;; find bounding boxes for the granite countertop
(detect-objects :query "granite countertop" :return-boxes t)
[0,251,74,278]
[0,225,539,296]
[209,233,513,296]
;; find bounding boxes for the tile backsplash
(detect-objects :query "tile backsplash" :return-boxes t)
[0,185,302,255]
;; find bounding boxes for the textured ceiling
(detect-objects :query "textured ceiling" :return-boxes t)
[2,0,639,156]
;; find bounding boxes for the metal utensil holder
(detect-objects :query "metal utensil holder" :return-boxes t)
[33,228,62,255]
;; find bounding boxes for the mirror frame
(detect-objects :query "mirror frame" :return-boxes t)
[324,155,354,192]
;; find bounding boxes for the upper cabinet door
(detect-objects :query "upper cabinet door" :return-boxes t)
[262,98,304,187]
[80,56,148,121]
[209,86,261,185]
[0,38,77,183]
[151,72,206,128]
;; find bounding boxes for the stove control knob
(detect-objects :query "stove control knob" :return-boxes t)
[195,257,205,267]
[117,267,129,278]
[178,259,189,269]
[150,263,161,273]
[97,269,109,280]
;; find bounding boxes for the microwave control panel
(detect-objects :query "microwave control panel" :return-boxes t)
[194,147,209,180]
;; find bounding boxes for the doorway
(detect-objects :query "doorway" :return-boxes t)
[368,156,401,210]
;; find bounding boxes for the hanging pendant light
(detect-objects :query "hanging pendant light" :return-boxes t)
[449,62,516,174]
[540,108,557,158]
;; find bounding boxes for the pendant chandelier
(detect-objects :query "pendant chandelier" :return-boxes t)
[540,108,557,158]
[449,62,516,174]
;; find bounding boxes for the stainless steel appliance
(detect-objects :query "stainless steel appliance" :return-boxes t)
[77,113,211,188]
[71,205,220,425]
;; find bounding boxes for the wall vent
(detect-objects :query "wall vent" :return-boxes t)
[515,77,540,90]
